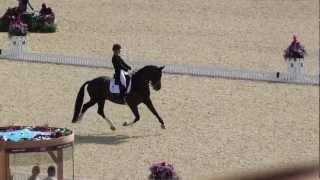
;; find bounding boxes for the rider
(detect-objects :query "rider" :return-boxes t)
[112,44,132,101]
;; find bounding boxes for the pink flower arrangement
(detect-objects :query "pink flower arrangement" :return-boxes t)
[8,16,28,36]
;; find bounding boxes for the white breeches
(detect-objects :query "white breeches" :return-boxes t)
[120,70,127,87]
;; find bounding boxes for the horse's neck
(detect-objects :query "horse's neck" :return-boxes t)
[132,71,150,89]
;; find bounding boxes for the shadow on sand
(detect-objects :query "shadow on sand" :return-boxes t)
[75,133,161,145]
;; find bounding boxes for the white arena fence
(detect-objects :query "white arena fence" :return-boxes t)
[0,35,318,86]
[0,50,318,86]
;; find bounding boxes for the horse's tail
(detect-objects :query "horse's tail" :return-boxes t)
[72,81,90,123]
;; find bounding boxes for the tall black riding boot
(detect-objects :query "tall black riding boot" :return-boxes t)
[120,84,126,102]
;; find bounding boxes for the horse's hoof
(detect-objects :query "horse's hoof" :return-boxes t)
[111,126,116,131]
[123,122,128,126]
[78,114,83,121]
[161,124,166,129]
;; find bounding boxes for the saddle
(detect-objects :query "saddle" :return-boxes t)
[109,73,132,94]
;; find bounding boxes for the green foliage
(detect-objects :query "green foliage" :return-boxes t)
[28,15,57,33]
[39,22,57,33]
[28,15,40,32]
[0,19,8,32]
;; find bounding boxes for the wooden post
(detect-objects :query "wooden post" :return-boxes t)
[48,151,58,164]
[0,150,9,180]
[57,149,63,180]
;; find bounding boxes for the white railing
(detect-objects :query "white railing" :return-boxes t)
[0,48,318,86]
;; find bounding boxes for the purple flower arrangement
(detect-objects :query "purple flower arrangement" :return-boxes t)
[8,16,28,36]
[149,161,179,180]
[8,17,28,36]
[283,38,307,60]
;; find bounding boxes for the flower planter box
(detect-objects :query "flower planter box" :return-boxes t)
[0,126,74,180]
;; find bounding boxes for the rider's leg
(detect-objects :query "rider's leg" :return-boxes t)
[119,70,127,101]
[120,70,126,88]
[119,84,126,101]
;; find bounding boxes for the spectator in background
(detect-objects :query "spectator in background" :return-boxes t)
[39,3,55,24]
[42,166,56,180]
[39,3,47,15]
[17,0,34,14]
[28,165,40,180]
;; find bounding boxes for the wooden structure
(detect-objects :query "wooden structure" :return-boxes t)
[0,127,74,180]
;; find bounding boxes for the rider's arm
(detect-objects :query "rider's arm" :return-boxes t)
[119,57,132,71]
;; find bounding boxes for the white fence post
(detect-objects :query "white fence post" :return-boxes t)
[8,36,28,56]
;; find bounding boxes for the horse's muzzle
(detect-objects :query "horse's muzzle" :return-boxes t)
[152,81,161,91]
[153,85,161,91]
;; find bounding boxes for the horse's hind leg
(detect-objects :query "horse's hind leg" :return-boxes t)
[97,100,116,131]
[79,99,96,121]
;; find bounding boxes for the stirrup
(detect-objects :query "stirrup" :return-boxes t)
[120,93,126,101]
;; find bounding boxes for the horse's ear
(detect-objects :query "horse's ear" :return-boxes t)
[159,66,165,71]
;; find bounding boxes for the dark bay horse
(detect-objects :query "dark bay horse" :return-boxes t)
[72,65,165,131]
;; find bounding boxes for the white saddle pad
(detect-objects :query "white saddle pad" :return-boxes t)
[109,79,132,94]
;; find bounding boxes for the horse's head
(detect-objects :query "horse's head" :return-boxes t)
[150,66,165,91]
[137,65,165,91]
[134,65,165,91]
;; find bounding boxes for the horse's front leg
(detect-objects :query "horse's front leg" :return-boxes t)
[144,99,165,129]
[123,104,140,126]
